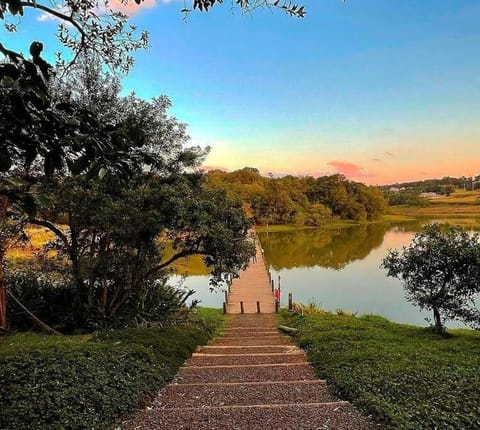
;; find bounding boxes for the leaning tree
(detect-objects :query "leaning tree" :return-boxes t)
[382,223,480,333]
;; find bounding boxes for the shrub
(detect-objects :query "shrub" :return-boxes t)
[6,270,196,332]
[0,308,224,430]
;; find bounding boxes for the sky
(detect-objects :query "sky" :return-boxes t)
[2,0,480,184]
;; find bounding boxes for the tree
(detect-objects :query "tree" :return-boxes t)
[25,173,252,330]
[382,224,480,333]
[4,58,252,330]
[1,0,304,74]
[0,0,304,328]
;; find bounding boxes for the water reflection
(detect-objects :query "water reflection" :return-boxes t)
[258,224,390,271]
[181,219,479,328]
[258,219,480,271]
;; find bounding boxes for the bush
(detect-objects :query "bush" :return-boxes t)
[281,310,480,429]
[6,270,196,332]
[0,308,225,430]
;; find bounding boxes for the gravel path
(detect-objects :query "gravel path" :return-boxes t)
[121,314,378,429]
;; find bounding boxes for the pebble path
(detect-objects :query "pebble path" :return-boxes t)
[121,314,376,429]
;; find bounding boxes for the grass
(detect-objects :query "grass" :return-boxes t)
[0,307,225,430]
[390,190,480,219]
[430,190,480,204]
[280,310,480,430]
[254,217,399,233]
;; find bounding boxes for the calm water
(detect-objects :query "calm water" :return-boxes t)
[179,218,480,328]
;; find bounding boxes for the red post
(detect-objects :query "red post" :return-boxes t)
[240,301,244,314]
[223,302,227,314]
[257,301,261,314]
[0,258,7,331]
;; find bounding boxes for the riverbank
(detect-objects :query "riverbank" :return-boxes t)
[0,308,225,430]
[255,214,414,234]
[280,310,480,429]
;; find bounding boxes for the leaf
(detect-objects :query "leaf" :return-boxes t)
[21,194,37,217]
[4,177,29,187]
[98,167,108,180]
[0,152,12,172]
[29,41,43,58]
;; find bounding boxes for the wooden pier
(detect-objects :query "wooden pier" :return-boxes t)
[225,241,275,314]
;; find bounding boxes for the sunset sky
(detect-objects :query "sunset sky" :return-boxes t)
[3,0,480,184]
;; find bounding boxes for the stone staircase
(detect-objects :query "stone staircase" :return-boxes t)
[122,314,375,429]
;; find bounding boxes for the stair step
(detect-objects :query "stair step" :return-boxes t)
[209,336,291,346]
[123,402,375,430]
[221,330,279,336]
[174,363,316,384]
[188,352,305,366]
[197,345,299,354]
[153,380,331,408]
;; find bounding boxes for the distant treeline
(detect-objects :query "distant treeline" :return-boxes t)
[381,175,480,194]
[204,168,387,226]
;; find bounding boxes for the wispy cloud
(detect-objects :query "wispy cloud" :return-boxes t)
[36,0,160,21]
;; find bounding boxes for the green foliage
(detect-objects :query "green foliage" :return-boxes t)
[188,0,306,17]
[386,189,430,207]
[29,173,251,330]
[205,169,387,226]
[1,58,252,331]
[1,1,148,73]
[5,269,197,332]
[382,223,480,332]
[281,311,480,429]
[0,308,225,430]
[382,176,480,195]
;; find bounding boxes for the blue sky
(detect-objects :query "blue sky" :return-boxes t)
[3,0,480,184]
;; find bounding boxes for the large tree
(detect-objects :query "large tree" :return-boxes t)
[1,0,305,73]
[3,57,253,330]
[382,224,480,333]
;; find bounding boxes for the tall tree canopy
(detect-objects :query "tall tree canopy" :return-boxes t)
[1,0,305,73]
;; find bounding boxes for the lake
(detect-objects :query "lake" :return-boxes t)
[178,218,480,328]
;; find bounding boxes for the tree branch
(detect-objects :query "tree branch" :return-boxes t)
[28,218,71,253]
[147,248,208,277]
[20,1,87,39]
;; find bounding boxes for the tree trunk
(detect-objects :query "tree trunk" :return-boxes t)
[433,307,443,333]
[0,251,7,330]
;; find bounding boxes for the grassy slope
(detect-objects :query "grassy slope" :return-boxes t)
[389,190,480,218]
[281,311,480,430]
[0,308,225,430]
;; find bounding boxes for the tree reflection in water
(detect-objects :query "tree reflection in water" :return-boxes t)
[258,219,480,271]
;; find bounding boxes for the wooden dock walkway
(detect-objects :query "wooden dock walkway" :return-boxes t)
[225,242,275,314]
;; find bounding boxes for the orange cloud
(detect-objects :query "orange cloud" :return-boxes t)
[327,160,374,180]
[109,0,157,14]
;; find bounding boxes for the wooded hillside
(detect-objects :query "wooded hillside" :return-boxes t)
[204,168,387,225]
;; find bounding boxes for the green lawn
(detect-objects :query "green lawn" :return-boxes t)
[281,310,480,429]
[0,308,225,430]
